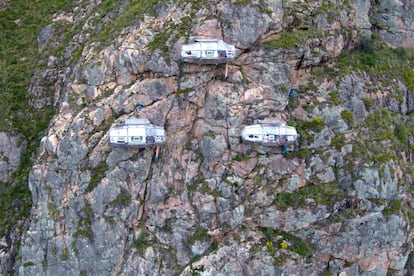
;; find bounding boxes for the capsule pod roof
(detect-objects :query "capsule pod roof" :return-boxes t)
[181,38,236,64]
[109,118,166,147]
[241,123,297,146]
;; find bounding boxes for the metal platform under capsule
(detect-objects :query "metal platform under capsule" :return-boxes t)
[109,118,166,147]
[181,38,235,64]
[241,123,298,147]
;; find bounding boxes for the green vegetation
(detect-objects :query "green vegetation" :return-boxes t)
[0,0,75,238]
[148,29,173,53]
[394,124,408,145]
[287,90,299,110]
[307,116,325,131]
[261,227,313,257]
[191,227,210,242]
[287,117,325,150]
[186,226,211,248]
[86,162,109,193]
[341,109,354,125]
[383,199,402,216]
[188,176,207,193]
[403,70,414,90]
[364,108,397,142]
[133,227,150,254]
[234,0,250,4]
[94,0,160,44]
[147,14,194,59]
[336,34,414,89]
[110,188,132,207]
[330,134,346,150]
[318,2,337,14]
[0,0,72,132]
[342,108,414,179]
[175,87,192,97]
[232,152,250,162]
[274,181,347,210]
[178,0,208,10]
[264,29,317,49]
[329,92,342,105]
[362,97,374,110]
[188,176,221,197]
[60,247,69,260]
[233,0,272,15]
[73,199,94,242]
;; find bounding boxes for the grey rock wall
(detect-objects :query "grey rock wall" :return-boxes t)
[12,0,414,275]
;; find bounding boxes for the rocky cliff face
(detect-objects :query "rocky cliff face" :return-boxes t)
[3,0,414,275]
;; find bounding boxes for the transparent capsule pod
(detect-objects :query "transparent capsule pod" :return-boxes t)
[241,123,297,147]
[181,38,235,64]
[109,118,166,147]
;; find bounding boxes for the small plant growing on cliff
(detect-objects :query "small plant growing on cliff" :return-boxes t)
[265,240,275,255]
[362,97,374,110]
[234,0,250,4]
[341,109,354,125]
[51,248,57,255]
[175,87,192,97]
[192,227,210,242]
[73,199,94,242]
[232,152,250,162]
[261,227,313,257]
[110,188,132,207]
[302,116,325,131]
[403,70,414,90]
[330,134,346,150]
[86,162,109,193]
[394,124,408,145]
[279,240,289,249]
[60,247,69,261]
[329,92,342,105]
[133,229,149,254]
[383,199,402,216]
[264,30,310,49]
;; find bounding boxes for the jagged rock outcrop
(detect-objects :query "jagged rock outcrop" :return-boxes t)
[0,133,25,183]
[373,0,414,47]
[4,0,413,275]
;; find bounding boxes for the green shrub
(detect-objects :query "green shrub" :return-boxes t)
[383,199,401,216]
[287,95,299,110]
[73,218,94,242]
[264,30,310,49]
[335,36,414,89]
[329,92,342,105]
[232,153,250,162]
[86,162,109,193]
[0,0,73,237]
[305,116,325,131]
[192,227,210,241]
[60,247,69,260]
[110,188,132,207]
[234,0,250,4]
[362,97,374,109]
[133,229,149,254]
[186,226,210,248]
[403,70,414,90]
[274,182,346,210]
[394,125,409,144]
[94,0,161,46]
[176,87,192,96]
[364,108,397,141]
[341,109,354,125]
[330,134,346,150]
[261,228,313,257]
